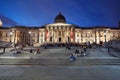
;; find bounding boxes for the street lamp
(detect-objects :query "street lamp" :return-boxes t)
[10,30,16,54]
[104,32,106,42]
[29,31,33,53]
[13,30,17,54]
[29,31,32,34]
[9,32,13,42]
[29,31,32,46]
[12,30,16,48]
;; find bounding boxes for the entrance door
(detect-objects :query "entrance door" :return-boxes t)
[68,37,70,42]
[59,37,61,42]
[50,37,52,42]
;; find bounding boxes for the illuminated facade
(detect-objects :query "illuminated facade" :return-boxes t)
[0,12,120,46]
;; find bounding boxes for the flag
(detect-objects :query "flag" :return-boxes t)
[70,31,74,38]
[46,30,49,38]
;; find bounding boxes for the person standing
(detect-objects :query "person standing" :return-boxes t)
[30,48,32,53]
[37,48,40,54]
[3,47,6,53]
[83,46,86,53]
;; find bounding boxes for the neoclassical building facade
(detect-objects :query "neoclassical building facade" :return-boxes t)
[0,12,120,46]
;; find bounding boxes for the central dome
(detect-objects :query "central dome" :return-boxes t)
[54,12,66,23]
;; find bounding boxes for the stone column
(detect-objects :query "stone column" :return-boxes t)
[53,29,54,43]
[99,30,100,43]
[37,30,39,43]
[81,31,83,43]
[95,30,97,43]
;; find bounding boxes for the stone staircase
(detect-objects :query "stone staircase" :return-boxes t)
[0,57,120,66]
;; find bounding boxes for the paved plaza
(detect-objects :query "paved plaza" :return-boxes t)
[0,46,120,80]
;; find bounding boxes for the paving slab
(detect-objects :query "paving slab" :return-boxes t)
[0,65,120,80]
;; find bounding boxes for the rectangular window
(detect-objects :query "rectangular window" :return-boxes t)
[41,38,43,43]
[85,33,87,37]
[113,33,115,37]
[91,34,92,37]
[50,32,52,36]
[59,31,61,36]
[41,34,43,37]
[6,33,8,37]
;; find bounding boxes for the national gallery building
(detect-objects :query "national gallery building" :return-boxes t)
[0,12,120,46]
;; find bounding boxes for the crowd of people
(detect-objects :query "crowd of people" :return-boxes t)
[11,41,106,58]
[69,45,88,61]
[29,47,40,54]
[68,42,105,61]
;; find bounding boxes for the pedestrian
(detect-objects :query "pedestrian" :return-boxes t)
[13,48,17,54]
[68,46,71,50]
[83,46,86,53]
[30,48,32,53]
[75,49,79,54]
[37,48,40,54]
[3,47,6,53]
[70,53,76,61]
[80,50,86,56]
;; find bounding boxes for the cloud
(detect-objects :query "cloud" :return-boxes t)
[0,14,18,27]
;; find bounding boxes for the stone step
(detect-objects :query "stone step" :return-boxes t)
[0,57,120,66]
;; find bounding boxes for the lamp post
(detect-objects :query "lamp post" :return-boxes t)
[10,30,16,54]
[29,31,32,46]
[9,32,13,42]
[29,31,33,53]
[13,30,16,47]
[104,32,106,42]
[13,30,16,54]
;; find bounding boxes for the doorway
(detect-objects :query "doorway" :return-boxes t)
[59,37,61,42]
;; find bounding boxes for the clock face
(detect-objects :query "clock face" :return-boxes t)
[0,19,2,26]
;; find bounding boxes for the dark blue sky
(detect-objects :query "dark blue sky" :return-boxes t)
[0,0,120,27]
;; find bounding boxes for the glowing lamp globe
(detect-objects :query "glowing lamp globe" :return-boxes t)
[0,19,2,27]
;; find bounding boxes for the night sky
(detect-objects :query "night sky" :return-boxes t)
[0,0,120,27]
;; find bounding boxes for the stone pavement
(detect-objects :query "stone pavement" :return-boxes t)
[0,57,120,66]
[0,65,120,80]
[108,47,120,57]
